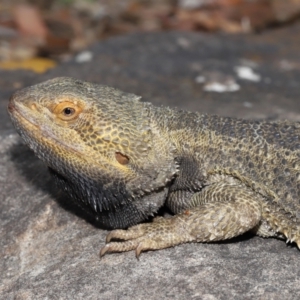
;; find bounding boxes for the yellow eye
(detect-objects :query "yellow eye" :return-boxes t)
[53,101,83,121]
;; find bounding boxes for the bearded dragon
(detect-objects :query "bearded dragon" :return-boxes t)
[8,77,300,257]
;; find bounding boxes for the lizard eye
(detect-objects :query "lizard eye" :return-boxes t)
[53,101,83,121]
[63,107,75,115]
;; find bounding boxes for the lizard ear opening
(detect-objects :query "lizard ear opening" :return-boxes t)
[115,152,130,165]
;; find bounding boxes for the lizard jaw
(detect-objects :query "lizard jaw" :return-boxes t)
[9,99,86,157]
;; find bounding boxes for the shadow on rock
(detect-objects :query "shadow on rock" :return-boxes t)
[8,141,105,229]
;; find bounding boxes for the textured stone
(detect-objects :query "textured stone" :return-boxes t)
[1,24,300,299]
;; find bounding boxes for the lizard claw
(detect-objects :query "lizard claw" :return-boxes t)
[99,240,138,257]
[105,227,143,243]
[99,244,110,257]
[135,242,156,259]
[135,243,143,259]
[99,243,145,259]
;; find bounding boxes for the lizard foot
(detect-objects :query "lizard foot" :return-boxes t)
[99,216,193,258]
[100,195,263,258]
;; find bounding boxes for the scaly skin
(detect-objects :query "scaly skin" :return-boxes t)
[8,77,300,257]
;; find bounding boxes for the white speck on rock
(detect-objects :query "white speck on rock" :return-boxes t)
[204,80,240,93]
[235,66,261,82]
[279,59,296,71]
[243,101,253,108]
[195,75,206,83]
[75,51,93,63]
[179,0,211,9]
[177,37,191,48]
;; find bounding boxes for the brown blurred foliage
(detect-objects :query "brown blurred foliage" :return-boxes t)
[0,0,299,64]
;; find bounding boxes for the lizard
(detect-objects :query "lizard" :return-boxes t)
[8,76,300,258]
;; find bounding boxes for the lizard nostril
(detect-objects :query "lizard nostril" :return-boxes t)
[30,103,38,111]
[7,101,15,113]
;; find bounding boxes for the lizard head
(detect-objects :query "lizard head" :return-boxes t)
[8,77,177,227]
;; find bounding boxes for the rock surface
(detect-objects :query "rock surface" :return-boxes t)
[1,24,300,299]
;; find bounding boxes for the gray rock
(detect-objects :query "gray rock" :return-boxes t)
[1,25,300,299]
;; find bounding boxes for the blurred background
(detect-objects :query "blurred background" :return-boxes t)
[0,0,300,73]
[2,3,300,298]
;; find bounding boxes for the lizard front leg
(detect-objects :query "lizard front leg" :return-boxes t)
[100,184,263,257]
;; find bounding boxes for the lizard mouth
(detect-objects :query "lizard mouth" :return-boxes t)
[10,101,84,157]
[9,100,40,130]
[7,100,16,114]
[9,99,116,176]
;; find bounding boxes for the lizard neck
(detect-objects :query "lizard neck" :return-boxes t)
[147,104,209,157]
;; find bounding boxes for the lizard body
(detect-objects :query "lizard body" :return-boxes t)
[8,77,300,257]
